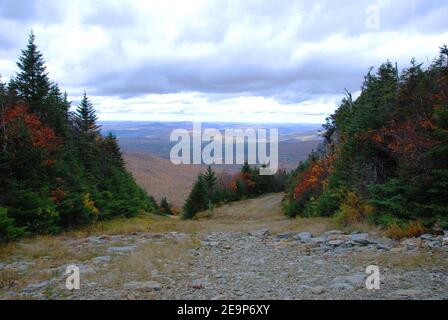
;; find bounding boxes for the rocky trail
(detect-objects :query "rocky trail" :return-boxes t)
[1,193,447,300]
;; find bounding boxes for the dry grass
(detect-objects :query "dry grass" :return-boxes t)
[0,193,382,257]
[350,250,448,270]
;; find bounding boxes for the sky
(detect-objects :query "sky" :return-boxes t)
[0,0,447,123]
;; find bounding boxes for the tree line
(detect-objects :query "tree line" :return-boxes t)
[183,164,287,219]
[283,46,448,237]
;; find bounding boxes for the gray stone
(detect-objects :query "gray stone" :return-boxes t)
[92,256,111,264]
[328,239,345,246]
[442,237,448,246]
[294,232,312,242]
[330,282,355,290]
[248,229,270,238]
[419,234,435,241]
[25,280,50,291]
[348,233,370,244]
[276,232,296,239]
[123,281,162,291]
[310,286,326,295]
[332,273,366,288]
[107,245,136,253]
[309,236,326,244]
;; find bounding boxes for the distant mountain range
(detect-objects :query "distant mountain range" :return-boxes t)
[101,121,322,206]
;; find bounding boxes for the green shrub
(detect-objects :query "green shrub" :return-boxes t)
[0,207,26,242]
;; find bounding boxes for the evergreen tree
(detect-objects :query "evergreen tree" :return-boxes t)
[183,176,207,219]
[14,32,51,117]
[160,197,172,215]
[75,92,100,134]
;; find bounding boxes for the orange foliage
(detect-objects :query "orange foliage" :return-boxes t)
[230,172,256,192]
[293,155,334,200]
[5,103,61,151]
[368,118,436,163]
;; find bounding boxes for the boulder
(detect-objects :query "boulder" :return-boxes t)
[348,233,370,244]
[294,232,312,242]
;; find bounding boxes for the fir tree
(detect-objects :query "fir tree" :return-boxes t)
[14,32,50,117]
[183,176,207,219]
[75,92,100,134]
[160,197,172,215]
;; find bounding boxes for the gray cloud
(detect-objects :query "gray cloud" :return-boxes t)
[0,0,447,122]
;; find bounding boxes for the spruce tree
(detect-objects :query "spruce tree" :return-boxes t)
[183,176,207,219]
[14,32,50,117]
[201,165,218,207]
[75,92,100,134]
[160,197,172,215]
[103,132,125,167]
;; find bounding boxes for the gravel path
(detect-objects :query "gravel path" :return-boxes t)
[1,194,447,300]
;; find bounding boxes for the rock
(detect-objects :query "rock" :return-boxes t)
[87,236,103,244]
[332,273,366,288]
[202,241,219,247]
[442,237,448,246]
[348,233,370,244]
[400,238,422,250]
[297,285,311,292]
[393,289,421,297]
[444,230,448,237]
[107,245,136,253]
[92,256,111,264]
[294,232,312,242]
[276,232,296,239]
[191,281,203,289]
[24,280,50,291]
[248,229,270,238]
[309,236,326,244]
[123,281,162,291]
[99,234,112,241]
[310,286,326,295]
[211,294,228,300]
[78,264,97,274]
[328,239,345,246]
[330,282,354,290]
[419,234,435,241]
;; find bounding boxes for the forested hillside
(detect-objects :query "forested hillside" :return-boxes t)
[283,46,448,236]
[183,164,287,219]
[0,33,157,242]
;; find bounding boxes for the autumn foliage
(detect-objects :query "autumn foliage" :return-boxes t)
[284,46,448,230]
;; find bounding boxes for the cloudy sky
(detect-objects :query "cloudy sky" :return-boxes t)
[0,0,447,123]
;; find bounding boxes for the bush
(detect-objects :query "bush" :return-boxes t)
[333,192,374,226]
[0,207,26,242]
[386,220,426,239]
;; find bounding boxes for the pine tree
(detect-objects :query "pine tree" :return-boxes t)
[14,32,51,117]
[183,176,207,219]
[160,197,172,215]
[103,132,125,167]
[75,92,100,134]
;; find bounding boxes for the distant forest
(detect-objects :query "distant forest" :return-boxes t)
[283,46,448,237]
[0,33,158,242]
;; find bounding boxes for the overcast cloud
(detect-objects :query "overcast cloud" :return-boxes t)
[0,0,447,123]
